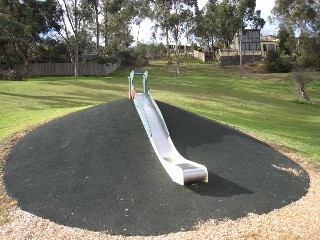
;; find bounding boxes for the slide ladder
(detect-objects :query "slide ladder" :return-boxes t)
[128,70,208,185]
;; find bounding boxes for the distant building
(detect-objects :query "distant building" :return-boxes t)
[260,35,279,57]
[231,29,261,51]
[220,30,280,65]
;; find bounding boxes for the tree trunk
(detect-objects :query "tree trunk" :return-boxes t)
[74,0,79,77]
[24,59,31,78]
[104,0,108,47]
[136,23,141,44]
[74,42,79,77]
[95,1,100,50]
[175,43,180,74]
[173,27,180,74]
[184,44,187,59]
[15,43,31,77]
[166,27,171,65]
[239,28,243,68]
[211,35,215,61]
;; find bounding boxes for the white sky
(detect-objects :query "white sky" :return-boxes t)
[131,0,277,45]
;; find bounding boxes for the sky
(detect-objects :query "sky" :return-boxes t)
[131,0,277,45]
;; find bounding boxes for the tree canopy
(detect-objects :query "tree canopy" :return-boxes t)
[272,0,319,37]
[192,0,265,55]
[0,0,63,75]
[0,0,284,75]
[271,0,320,69]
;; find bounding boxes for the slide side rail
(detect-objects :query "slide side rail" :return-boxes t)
[133,94,152,138]
[148,90,170,137]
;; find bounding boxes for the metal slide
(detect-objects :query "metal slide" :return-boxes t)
[129,70,208,185]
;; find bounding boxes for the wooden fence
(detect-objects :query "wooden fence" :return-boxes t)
[12,62,118,77]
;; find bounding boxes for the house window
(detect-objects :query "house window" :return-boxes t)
[251,43,260,50]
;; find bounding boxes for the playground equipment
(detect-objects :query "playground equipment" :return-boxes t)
[128,70,208,185]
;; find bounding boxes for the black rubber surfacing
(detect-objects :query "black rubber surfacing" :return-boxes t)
[4,99,309,236]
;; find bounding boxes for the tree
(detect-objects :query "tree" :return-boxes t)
[194,0,238,59]
[0,13,25,67]
[84,0,101,50]
[99,0,144,64]
[271,0,319,37]
[296,34,320,69]
[58,0,144,65]
[233,0,265,66]
[192,0,264,64]
[169,0,197,74]
[102,0,143,47]
[214,1,239,48]
[59,0,93,76]
[102,0,122,47]
[271,0,320,69]
[192,1,219,60]
[33,38,70,63]
[192,0,238,52]
[131,0,152,44]
[0,0,63,76]
[133,42,166,60]
[151,0,173,65]
[278,25,296,56]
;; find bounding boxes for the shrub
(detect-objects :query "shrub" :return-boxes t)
[0,69,22,81]
[266,61,279,73]
[120,49,136,66]
[265,50,292,73]
[135,56,149,66]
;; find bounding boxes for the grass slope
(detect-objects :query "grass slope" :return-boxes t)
[144,61,320,162]
[0,76,127,141]
[0,60,319,162]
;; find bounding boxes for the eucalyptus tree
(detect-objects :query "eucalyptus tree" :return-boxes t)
[271,0,320,68]
[83,0,101,49]
[214,1,238,48]
[192,0,264,62]
[203,1,218,59]
[99,0,150,64]
[150,0,173,65]
[101,0,142,46]
[0,0,63,76]
[151,0,197,73]
[102,0,121,47]
[131,0,152,44]
[272,0,319,37]
[0,13,25,67]
[59,0,94,76]
[170,0,197,74]
[277,24,296,56]
[192,0,219,60]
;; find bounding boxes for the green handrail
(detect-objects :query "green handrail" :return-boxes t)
[129,70,152,137]
[129,70,149,98]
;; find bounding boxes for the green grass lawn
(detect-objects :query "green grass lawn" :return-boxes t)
[1,60,319,163]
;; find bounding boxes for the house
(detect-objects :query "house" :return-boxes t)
[260,35,279,57]
[231,29,261,52]
[220,30,279,65]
